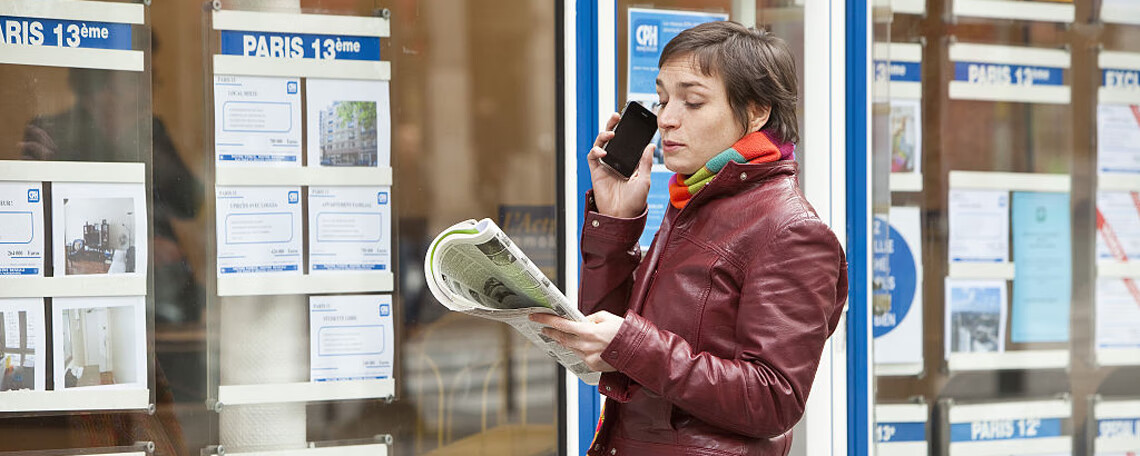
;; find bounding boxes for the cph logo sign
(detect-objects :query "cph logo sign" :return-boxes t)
[634,21,659,55]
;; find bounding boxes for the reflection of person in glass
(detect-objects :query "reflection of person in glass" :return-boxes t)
[15,67,193,455]
[20,68,203,323]
[532,22,847,455]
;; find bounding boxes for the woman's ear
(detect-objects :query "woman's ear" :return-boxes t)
[748,103,772,132]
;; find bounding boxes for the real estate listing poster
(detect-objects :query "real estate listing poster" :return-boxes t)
[214,75,302,167]
[1,298,45,391]
[310,295,394,382]
[52,296,146,390]
[945,278,1007,358]
[948,189,1009,263]
[873,207,923,369]
[306,79,390,168]
[215,186,303,275]
[0,182,44,276]
[308,186,391,273]
[51,183,148,277]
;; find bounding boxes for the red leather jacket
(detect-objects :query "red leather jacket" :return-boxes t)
[580,160,848,456]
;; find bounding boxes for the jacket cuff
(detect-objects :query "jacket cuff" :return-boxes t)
[601,313,651,373]
[583,190,647,245]
[597,372,636,403]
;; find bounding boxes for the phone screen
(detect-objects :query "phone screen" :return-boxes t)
[601,101,658,179]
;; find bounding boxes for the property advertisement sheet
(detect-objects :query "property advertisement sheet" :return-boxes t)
[1097,105,1140,175]
[1095,278,1140,351]
[0,182,44,276]
[945,278,1007,358]
[51,296,146,391]
[873,207,923,368]
[306,79,391,168]
[1,298,45,391]
[310,295,394,382]
[1096,191,1140,261]
[308,186,391,273]
[51,183,148,278]
[214,75,302,167]
[215,186,303,275]
[948,189,1009,263]
[1011,192,1071,343]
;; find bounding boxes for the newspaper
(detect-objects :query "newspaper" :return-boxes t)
[424,218,601,385]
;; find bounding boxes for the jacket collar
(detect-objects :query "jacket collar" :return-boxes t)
[680,160,798,207]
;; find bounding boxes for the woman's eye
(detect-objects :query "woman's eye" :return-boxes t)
[684,102,703,109]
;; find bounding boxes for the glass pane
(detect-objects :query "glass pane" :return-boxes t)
[876,1,1140,455]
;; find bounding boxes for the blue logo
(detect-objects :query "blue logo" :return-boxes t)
[873,222,916,337]
[377,192,388,205]
[287,81,298,94]
[379,303,391,317]
[27,189,40,203]
[288,191,299,203]
[632,20,659,56]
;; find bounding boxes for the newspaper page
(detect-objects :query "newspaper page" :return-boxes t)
[425,219,601,385]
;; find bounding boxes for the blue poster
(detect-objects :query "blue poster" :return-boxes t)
[1011,192,1072,343]
[628,9,726,249]
[627,8,728,97]
[640,171,673,248]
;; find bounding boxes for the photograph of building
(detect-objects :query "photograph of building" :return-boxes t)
[318,101,378,167]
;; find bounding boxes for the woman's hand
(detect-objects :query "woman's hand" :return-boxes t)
[588,112,655,218]
[530,311,625,372]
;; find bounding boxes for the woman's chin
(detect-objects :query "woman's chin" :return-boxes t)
[663,158,699,176]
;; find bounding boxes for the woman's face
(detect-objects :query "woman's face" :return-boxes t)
[655,56,746,175]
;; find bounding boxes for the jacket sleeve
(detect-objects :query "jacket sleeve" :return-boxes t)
[600,217,848,438]
[578,190,646,317]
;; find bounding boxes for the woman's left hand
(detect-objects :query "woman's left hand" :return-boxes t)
[530,311,624,372]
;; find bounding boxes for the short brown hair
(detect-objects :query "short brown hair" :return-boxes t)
[659,21,799,144]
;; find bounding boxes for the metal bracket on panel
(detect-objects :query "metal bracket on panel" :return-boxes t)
[379,434,394,445]
[135,441,157,454]
[376,8,391,19]
[211,0,222,12]
[148,403,157,415]
[206,398,224,413]
[383,394,395,404]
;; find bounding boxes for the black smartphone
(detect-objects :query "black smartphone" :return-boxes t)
[600,101,658,179]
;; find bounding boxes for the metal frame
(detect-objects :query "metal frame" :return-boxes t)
[565,0,865,454]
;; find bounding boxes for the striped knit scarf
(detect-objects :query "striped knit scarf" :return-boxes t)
[668,129,795,209]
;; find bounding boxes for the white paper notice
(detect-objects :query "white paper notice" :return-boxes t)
[52,296,147,390]
[1097,105,1140,175]
[308,187,391,273]
[1,298,46,391]
[51,183,148,277]
[214,75,302,167]
[306,79,391,168]
[310,295,394,382]
[874,207,924,368]
[945,278,1007,358]
[1096,191,1140,261]
[1096,278,1140,350]
[948,189,1009,263]
[216,187,303,275]
[0,183,44,276]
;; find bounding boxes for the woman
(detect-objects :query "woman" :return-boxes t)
[532,21,848,455]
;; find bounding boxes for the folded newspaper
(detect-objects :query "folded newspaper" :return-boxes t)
[424,218,601,385]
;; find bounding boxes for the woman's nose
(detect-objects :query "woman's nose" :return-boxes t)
[658,103,679,130]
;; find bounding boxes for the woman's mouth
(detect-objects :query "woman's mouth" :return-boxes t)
[662,140,685,153]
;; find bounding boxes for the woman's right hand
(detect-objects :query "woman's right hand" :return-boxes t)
[588,112,655,219]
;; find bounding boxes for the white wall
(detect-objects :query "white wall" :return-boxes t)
[110,305,137,384]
